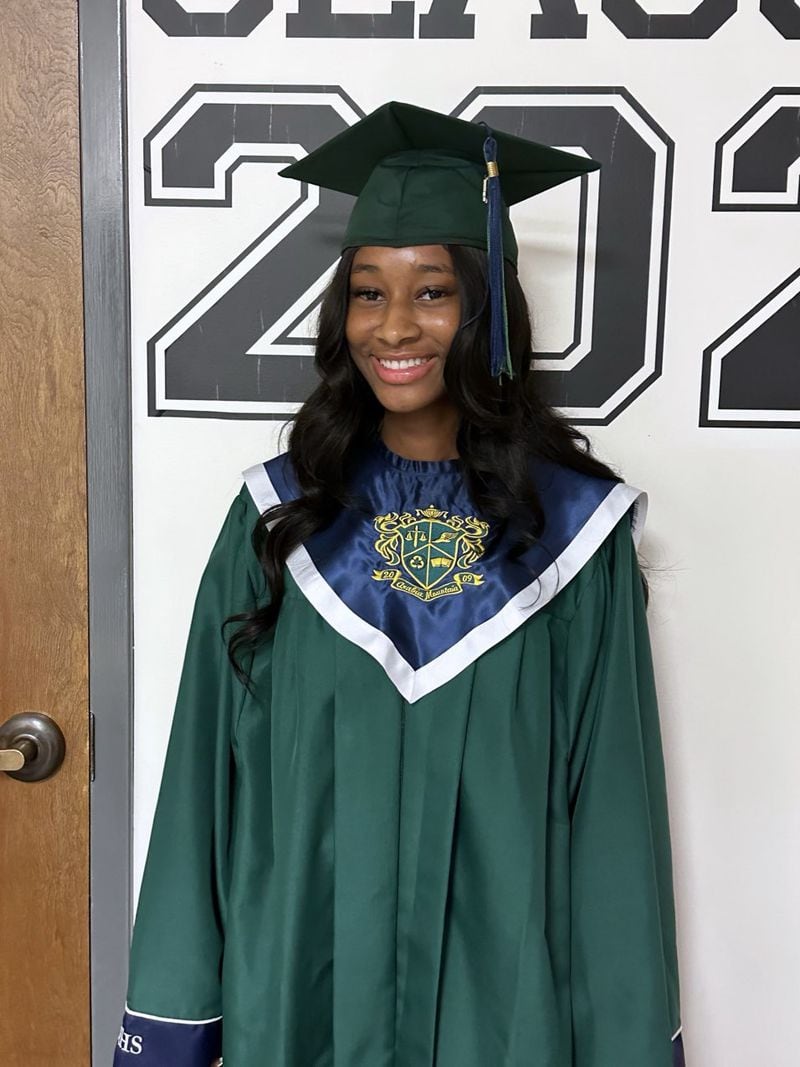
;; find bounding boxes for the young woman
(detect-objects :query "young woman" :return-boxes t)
[115,103,684,1066]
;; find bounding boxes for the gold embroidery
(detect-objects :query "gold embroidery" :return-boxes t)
[372,504,489,602]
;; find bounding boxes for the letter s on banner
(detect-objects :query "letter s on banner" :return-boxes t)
[602,0,737,38]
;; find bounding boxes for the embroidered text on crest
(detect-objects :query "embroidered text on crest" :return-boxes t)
[372,505,489,602]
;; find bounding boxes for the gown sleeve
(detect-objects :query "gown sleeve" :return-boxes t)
[566,515,684,1067]
[113,488,266,1066]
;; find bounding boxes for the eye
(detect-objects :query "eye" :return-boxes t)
[350,287,382,302]
[419,287,449,300]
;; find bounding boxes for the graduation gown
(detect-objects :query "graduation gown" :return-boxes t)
[114,439,684,1066]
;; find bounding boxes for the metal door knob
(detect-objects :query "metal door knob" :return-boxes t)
[0,712,66,781]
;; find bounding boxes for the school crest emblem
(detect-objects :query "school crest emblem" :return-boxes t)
[372,505,489,602]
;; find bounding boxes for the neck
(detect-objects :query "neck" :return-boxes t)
[380,403,460,462]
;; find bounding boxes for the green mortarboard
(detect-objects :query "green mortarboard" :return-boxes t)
[279,101,600,378]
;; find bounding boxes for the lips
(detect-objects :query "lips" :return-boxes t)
[370,353,436,385]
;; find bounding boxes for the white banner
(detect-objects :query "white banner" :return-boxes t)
[127,4,800,1064]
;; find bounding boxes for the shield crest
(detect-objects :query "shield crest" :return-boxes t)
[399,516,459,591]
[372,505,489,603]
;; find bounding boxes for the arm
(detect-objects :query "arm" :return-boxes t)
[566,517,683,1066]
[114,489,266,1066]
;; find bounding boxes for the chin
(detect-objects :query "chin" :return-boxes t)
[374,387,447,415]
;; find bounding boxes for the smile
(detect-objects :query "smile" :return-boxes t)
[377,355,433,369]
[371,354,437,384]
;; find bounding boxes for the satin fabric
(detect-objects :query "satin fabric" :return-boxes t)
[120,460,682,1066]
[265,439,621,671]
[116,1012,220,1063]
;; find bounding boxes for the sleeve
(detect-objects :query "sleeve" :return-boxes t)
[114,488,266,1066]
[566,515,684,1067]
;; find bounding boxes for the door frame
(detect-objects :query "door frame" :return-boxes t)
[79,0,134,1060]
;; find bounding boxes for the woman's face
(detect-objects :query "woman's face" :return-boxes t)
[345,245,461,416]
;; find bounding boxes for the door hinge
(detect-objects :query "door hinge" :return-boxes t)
[89,711,96,782]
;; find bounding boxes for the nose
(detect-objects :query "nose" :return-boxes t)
[375,296,422,348]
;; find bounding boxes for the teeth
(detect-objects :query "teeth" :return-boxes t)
[378,357,430,369]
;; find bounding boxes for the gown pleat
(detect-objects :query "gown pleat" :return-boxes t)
[331,630,402,1066]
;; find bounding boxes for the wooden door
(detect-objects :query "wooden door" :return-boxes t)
[0,0,91,1063]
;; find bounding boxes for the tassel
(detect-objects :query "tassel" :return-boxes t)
[482,131,513,380]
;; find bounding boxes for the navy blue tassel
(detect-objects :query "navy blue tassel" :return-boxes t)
[482,132,513,380]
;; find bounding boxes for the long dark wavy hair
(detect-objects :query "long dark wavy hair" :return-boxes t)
[226,244,620,676]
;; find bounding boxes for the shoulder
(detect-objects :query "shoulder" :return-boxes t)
[531,457,645,545]
[241,450,298,514]
[530,458,646,622]
[184,485,269,613]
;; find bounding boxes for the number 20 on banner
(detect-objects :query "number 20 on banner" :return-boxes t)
[143,82,799,428]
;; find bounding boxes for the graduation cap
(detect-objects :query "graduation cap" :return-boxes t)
[280,101,599,379]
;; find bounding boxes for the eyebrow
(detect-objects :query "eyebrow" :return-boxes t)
[351,262,455,275]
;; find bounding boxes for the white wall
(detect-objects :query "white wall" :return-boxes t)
[128,3,800,1063]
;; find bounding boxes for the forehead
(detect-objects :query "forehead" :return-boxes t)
[350,245,455,273]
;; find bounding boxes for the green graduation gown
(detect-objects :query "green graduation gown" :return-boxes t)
[114,443,683,1066]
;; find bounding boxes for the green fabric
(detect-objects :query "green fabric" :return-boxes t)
[278,101,600,266]
[344,150,519,266]
[128,487,680,1066]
